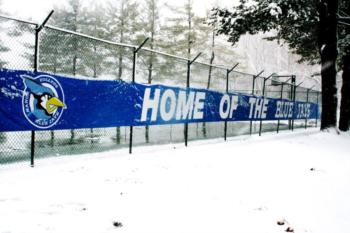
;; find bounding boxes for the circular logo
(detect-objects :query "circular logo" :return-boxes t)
[21,74,66,129]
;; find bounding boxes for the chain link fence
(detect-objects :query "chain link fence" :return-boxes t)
[0,15,321,165]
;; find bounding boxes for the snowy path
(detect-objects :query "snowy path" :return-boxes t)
[0,128,349,233]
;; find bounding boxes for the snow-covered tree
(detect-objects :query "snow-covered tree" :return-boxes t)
[49,0,87,143]
[104,0,141,80]
[163,0,211,59]
[212,0,349,131]
[103,0,141,143]
[0,0,9,68]
[138,0,162,143]
[79,3,109,78]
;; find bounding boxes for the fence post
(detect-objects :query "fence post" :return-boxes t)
[305,89,310,129]
[129,38,149,154]
[224,63,239,141]
[184,53,202,147]
[277,83,284,133]
[31,10,54,167]
[305,86,314,129]
[292,80,303,131]
[316,91,320,128]
[249,70,264,135]
[259,73,275,136]
[289,75,296,130]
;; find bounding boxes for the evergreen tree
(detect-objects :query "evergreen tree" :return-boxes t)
[104,0,141,143]
[138,0,161,84]
[162,0,212,140]
[38,19,66,74]
[212,0,349,130]
[0,0,9,68]
[206,10,245,90]
[161,0,211,85]
[0,0,9,144]
[139,0,162,143]
[79,3,109,78]
[163,0,211,59]
[105,0,141,80]
[79,4,110,136]
[50,0,87,143]
[51,0,88,77]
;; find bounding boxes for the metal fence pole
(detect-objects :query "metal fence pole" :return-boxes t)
[316,91,320,128]
[249,70,264,135]
[259,73,275,136]
[31,10,54,167]
[305,86,314,129]
[129,38,149,154]
[224,63,239,141]
[185,53,202,147]
[290,76,296,130]
[292,80,303,131]
[277,83,284,134]
[288,75,296,130]
[292,85,296,131]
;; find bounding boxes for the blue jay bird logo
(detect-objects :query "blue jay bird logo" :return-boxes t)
[21,74,66,129]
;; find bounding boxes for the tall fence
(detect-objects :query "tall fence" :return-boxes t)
[0,14,321,166]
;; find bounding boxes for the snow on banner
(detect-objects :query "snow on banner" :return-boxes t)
[0,69,319,132]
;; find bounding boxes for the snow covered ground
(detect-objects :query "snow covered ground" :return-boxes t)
[0,128,349,233]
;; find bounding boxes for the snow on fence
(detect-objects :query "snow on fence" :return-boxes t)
[0,14,321,166]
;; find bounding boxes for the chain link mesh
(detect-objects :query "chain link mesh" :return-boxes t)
[0,16,322,165]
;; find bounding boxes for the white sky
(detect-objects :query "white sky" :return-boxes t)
[1,0,236,22]
[1,0,320,85]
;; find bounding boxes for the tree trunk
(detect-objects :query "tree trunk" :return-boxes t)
[50,64,57,147]
[116,10,125,144]
[318,0,339,130]
[0,133,6,144]
[339,53,350,131]
[338,1,350,131]
[70,54,77,144]
[203,31,216,138]
[145,34,154,144]
[50,130,54,147]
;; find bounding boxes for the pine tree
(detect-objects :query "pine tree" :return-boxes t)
[105,0,140,80]
[104,0,141,143]
[79,4,109,78]
[0,0,9,144]
[163,0,211,59]
[79,4,110,136]
[162,0,212,140]
[161,0,211,86]
[0,0,10,68]
[50,0,87,143]
[139,0,162,143]
[212,0,348,130]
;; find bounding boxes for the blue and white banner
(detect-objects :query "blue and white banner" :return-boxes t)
[0,69,319,132]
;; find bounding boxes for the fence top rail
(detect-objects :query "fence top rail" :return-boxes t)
[0,14,37,26]
[45,25,136,49]
[0,13,321,92]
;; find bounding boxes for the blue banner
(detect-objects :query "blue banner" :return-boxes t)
[0,69,319,132]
